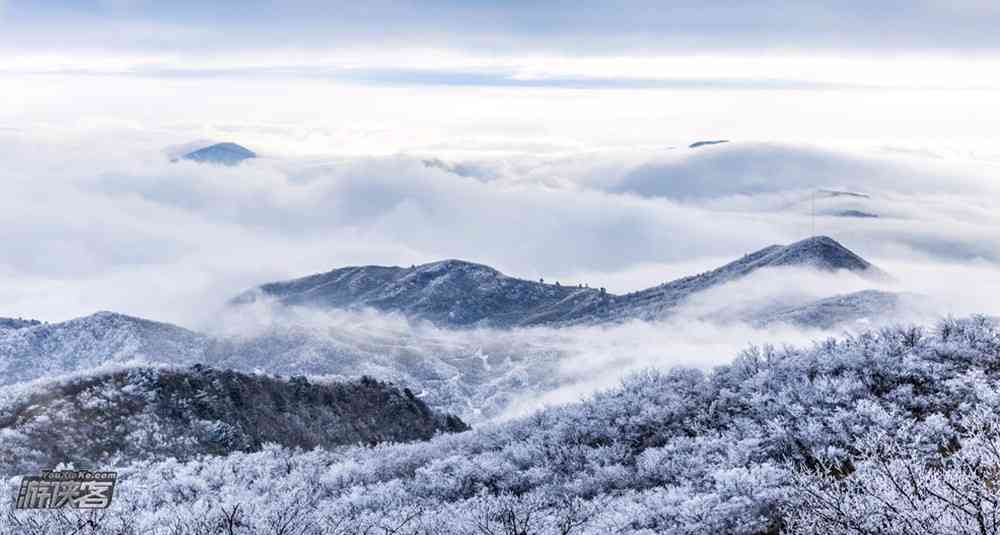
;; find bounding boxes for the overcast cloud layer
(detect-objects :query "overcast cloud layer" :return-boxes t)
[5,1,1000,55]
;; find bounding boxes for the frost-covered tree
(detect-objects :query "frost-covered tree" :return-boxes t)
[6,317,1000,534]
[787,410,1000,535]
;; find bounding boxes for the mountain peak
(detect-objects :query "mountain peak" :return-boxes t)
[409,259,501,277]
[618,235,884,320]
[418,258,492,270]
[770,235,874,272]
[689,139,729,148]
[181,142,256,166]
[235,258,606,327]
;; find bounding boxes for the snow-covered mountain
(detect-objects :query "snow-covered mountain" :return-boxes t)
[831,209,879,218]
[236,236,886,327]
[0,237,903,423]
[689,139,729,148]
[0,311,208,385]
[233,259,610,327]
[601,236,885,321]
[7,317,997,534]
[0,311,557,421]
[0,365,467,476]
[180,142,256,165]
[755,289,902,329]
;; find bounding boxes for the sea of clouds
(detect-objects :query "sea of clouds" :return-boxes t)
[3,129,999,320]
[4,55,1000,420]
[4,120,999,416]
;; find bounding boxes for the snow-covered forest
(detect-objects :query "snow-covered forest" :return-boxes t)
[5,316,1000,534]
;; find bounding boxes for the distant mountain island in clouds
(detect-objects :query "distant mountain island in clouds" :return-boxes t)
[179,142,256,166]
[689,139,729,148]
[234,236,893,328]
[833,209,880,218]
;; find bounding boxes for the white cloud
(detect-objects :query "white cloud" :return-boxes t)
[2,66,1000,332]
[7,2,1000,57]
[2,126,1000,329]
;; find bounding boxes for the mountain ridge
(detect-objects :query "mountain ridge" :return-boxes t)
[755,289,902,329]
[236,236,885,327]
[0,310,560,422]
[234,257,610,327]
[0,237,898,423]
[0,317,42,330]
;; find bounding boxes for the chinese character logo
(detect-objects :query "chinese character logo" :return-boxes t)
[15,470,117,510]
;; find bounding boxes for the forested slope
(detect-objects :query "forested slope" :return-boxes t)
[6,316,999,534]
[0,365,468,476]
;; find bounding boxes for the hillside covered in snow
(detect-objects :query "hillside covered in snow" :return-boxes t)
[0,236,922,424]
[0,310,560,422]
[5,317,999,534]
[0,365,467,476]
[234,236,890,328]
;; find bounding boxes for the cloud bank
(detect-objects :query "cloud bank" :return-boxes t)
[2,126,999,328]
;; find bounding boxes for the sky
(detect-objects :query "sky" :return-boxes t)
[5,1,1000,92]
[1,0,1000,329]
[4,1,1000,156]
[5,1,1000,54]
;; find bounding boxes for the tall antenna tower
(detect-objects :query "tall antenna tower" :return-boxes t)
[811,189,816,236]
